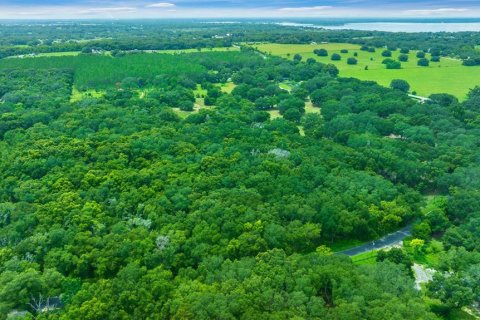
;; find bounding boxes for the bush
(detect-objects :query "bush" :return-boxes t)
[331,53,341,61]
[314,48,328,57]
[430,56,441,62]
[283,108,302,122]
[382,50,392,57]
[418,58,430,67]
[386,61,401,69]
[178,99,194,111]
[340,49,349,54]
[347,57,358,65]
[400,48,410,54]
[367,47,376,53]
[390,79,410,92]
[398,54,409,62]
[416,51,426,58]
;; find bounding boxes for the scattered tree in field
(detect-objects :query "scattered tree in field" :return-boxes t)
[390,79,410,92]
[398,54,409,62]
[382,50,392,57]
[416,51,426,58]
[331,53,341,61]
[347,57,358,65]
[314,48,328,56]
[418,58,430,66]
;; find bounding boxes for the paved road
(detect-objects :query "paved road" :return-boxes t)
[335,225,412,256]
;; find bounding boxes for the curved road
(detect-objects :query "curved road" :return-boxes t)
[335,225,412,256]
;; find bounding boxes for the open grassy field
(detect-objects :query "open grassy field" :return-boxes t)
[6,47,239,59]
[253,43,480,100]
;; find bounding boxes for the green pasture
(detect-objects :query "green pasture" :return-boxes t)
[254,43,480,100]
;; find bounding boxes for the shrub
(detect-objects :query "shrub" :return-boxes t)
[313,48,328,57]
[416,51,426,58]
[386,61,401,69]
[398,54,409,62]
[382,50,392,57]
[418,58,430,67]
[331,53,341,61]
[390,79,410,92]
[347,57,358,65]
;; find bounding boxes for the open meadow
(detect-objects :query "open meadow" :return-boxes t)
[254,43,480,100]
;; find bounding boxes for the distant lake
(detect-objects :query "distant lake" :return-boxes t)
[277,21,480,33]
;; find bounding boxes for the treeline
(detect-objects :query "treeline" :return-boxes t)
[2,21,480,65]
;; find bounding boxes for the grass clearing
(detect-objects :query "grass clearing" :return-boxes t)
[254,43,480,100]
[268,109,282,120]
[220,82,236,93]
[70,87,105,102]
[351,250,378,265]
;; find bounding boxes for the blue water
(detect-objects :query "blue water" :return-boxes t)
[275,18,480,32]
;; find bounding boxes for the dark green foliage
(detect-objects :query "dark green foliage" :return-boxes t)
[331,53,341,61]
[398,54,409,62]
[386,61,401,69]
[314,48,328,56]
[390,79,410,92]
[416,51,426,58]
[417,58,430,66]
[347,57,358,65]
[2,23,480,319]
[430,56,440,62]
[377,248,413,271]
[382,50,392,57]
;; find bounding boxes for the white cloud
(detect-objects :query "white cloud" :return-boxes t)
[146,2,176,8]
[404,8,468,15]
[78,7,137,14]
[277,6,332,12]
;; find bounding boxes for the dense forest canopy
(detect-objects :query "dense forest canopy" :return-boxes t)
[0,21,479,320]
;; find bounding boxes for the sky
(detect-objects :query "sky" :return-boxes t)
[1,0,480,19]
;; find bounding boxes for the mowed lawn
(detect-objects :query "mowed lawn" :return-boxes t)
[254,43,480,100]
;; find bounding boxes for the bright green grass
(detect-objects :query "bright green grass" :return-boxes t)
[329,239,365,252]
[448,309,477,320]
[351,250,378,265]
[173,104,214,119]
[220,82,236,94]
[152,47,239,54]
[254,43,480,100]
[6,47,238,59]
[6,51,81,59]
[267,99,320,122]
[279,82,293,92]
[194,84,208,97]
[70,87,105,102]
[34,51,81,57]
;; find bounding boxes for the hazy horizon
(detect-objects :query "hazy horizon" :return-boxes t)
[2,0,480,19]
